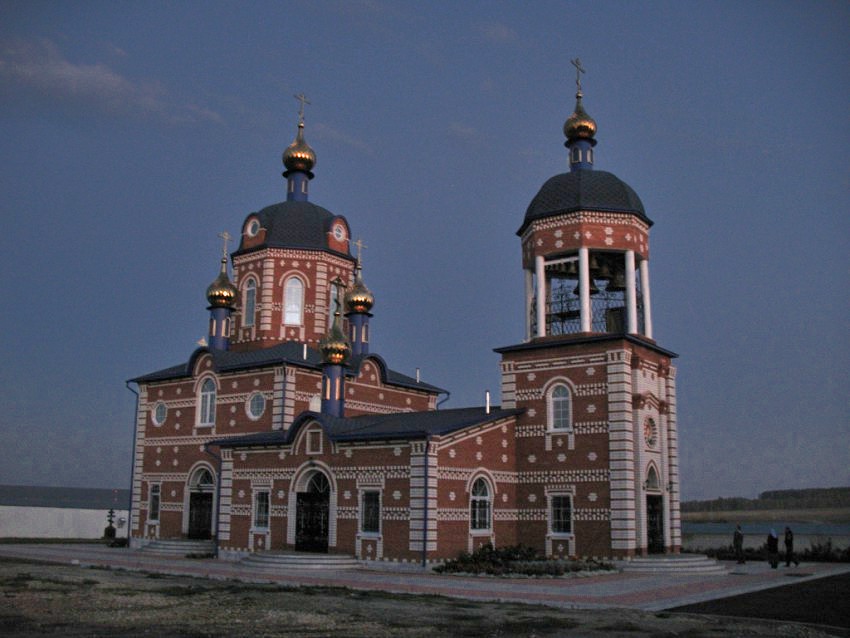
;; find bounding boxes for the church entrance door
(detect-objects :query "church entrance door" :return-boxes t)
[646,495,664,553]
[188,492,213,539]
[295,472,329,552]
[186,467,215,540]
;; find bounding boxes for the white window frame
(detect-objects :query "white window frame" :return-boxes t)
[243,278,257,328]
[645,465,661,491]
[284,277,304,325]
[360,489,381,535]
[152,401,167,426]
[148,484,161,522]
[547,383,573,432]
[548,493,573,536]
[306,428,323,455]
[246,392,266,420]
[253,490,270,530]
[469,477,492,532]
[198,378,216,427]
[328,280,343,324]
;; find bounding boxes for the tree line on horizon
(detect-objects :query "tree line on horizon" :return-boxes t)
[682,487,850,512]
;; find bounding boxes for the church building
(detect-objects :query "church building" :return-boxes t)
[128,74,681,563]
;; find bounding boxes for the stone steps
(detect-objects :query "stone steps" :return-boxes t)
[242,551,361,570]
[140,539,216,557]
[618,554,728,575]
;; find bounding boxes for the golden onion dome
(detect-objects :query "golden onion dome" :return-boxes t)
[563,91,597,142]
[282,121,316,176]
[206,258,237,308]
[320,312,351,365]
[344,271,374,314]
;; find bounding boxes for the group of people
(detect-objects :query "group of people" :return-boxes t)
[733,524,800,568]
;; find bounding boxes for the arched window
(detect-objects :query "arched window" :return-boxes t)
[328,279,343,325]
[190,468,215,489]
[306,472,330,494]
[470,478,491,530]
[284,277,304,325]
[243,279,257,327]
[645,466,660,491]
[549,384,572,431]
[199,378,216,426]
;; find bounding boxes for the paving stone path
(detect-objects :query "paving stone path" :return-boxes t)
[1,543,848,614]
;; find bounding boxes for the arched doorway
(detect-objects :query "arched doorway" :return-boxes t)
[187,467,215,539]
[644,465,664,553]
[296,472,329,552]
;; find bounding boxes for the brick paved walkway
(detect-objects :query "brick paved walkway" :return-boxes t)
[1,543,848,611]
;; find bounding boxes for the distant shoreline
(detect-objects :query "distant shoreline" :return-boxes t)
[681,507,850,524]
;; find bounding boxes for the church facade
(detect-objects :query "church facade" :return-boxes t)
[128,82,681,563]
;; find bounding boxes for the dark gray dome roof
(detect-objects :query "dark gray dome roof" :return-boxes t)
[234,200,351,257]
[519,170,650,235]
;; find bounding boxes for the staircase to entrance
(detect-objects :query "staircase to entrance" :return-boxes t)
[140,539,216,557]
[242,551,361,571]
[618,554,728,575]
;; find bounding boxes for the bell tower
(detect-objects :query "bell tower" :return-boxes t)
[497,61,681,559]
[520,58,653,342]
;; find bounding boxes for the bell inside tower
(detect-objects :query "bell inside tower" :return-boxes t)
[529,251,645,337]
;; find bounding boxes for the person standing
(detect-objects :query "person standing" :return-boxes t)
[767,529,779,568]
[784,526,799,566]
[733,524,745,564]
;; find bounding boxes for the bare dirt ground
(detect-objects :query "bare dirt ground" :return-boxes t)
[0,558,843,637]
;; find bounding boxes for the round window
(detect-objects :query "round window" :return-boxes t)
[246,219,260,237]
[152,402,167,426]
[247,392,265,419]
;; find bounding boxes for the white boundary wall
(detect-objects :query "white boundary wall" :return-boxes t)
[0,506,130,539]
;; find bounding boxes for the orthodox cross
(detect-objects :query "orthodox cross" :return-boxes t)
[218,231,232,259]
[570,57,586,92]
[294,93,311,123]
[354,238,367,266]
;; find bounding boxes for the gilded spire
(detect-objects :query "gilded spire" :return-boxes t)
[564,57,597,143]
[345,239,374,314]
[320,308,351,365]
[206,232,237,308]
[282,93,316,177]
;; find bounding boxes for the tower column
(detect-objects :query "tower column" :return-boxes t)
[525,269,534,340]
[640,258,653,339]
[579,247,591,332]
[535,255,546,337]
[625,250,637,334]
[319,311,351,418]
[321,364,345,417]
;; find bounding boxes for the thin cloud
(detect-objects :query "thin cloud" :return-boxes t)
[0,38,221,124]
[449,121,484,143]
[476,21,518,44]
[312,122,375,156]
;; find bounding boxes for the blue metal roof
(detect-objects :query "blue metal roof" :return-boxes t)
[129,344,445,394]
[519,169,651,235]
[233,200,352,259]
[210,406,522,448]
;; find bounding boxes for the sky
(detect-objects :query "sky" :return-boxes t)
[0,0,847,502]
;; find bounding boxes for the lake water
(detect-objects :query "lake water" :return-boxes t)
[682,521,850,551]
